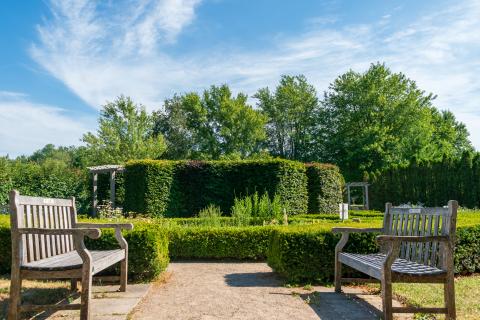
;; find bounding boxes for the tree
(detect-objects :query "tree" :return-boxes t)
[83,96,165,164]
[429,109,473,159]
[254,75,320,161]
[154,85,267,159]
[318,63,472,180]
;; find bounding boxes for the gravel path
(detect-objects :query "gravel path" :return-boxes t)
[131,261,382,320]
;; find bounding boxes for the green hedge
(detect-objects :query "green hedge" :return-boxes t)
[124,159,308,217]
[0,217,169,281]
[168,226,274,260]
[0,216,10,274]
[368,152,480,209]
[267,225,480,283]
[305,163,344,214]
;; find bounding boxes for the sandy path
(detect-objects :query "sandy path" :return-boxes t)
[131,261,380,320]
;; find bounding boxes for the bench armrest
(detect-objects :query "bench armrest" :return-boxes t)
[76,223,132,250]
[76,223,134,231]
[332,227,383,234]
[376,235,450,244]
[17,227,101,239]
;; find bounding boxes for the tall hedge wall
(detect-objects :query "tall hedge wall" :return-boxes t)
[368,152,480,210]
[305,163,344,214]
[124,159,308,217]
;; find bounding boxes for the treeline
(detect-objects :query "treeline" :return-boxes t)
[368,152,480,209]
[0,62,475,210]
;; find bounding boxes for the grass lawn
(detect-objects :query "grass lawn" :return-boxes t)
[361,274,480,320]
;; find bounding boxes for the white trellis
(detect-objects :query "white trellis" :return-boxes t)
[88,164,124,215]
[346,182,369,210]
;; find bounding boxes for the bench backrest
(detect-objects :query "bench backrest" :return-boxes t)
[9,190,78,264]
[383,200,458,269]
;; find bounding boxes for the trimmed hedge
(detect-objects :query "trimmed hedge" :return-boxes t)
[305,163,344,214]
[124,159,308,217]
[267,224,480,283]
[368,152,480,210]
[0,217,169,281]
[168,226,274,260]
[0,215,10,274]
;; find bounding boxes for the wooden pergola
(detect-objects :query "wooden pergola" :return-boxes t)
[346,182,369,210]
[88,165,124,215]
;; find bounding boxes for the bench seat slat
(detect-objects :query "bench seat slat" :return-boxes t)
[339,253,446,280]
[21,249,125,274]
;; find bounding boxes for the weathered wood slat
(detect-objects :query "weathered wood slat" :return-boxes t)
[17,194,73,206]
[25,205,34,262]
[21,249,125,272]
[20,303,82,312]
[334,201,458,319]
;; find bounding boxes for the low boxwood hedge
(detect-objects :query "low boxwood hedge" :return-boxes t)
[168,226,275,260]
[267,224,480,283]
[0,216,169,281]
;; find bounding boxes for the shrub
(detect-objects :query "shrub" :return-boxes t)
[231,192,284,226]
[305,163,344,214]
[267,224,480,283]
[198,204,223,227]
[124,159,308,217]
[0,215,10,274]
[168,226,275,260]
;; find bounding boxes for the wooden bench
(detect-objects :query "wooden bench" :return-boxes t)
[333,201,457,320]
[8,190,133,320]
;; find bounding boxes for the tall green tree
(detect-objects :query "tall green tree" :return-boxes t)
[154,85,267,159]
[83,96,165,164]
[429,109,473,159]
[254,75,320,161]
[318,63,472,180]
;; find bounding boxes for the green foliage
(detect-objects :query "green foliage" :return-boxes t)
[0,157,90,212]
[83,95,166,165]
[369,151,480,209]
[123,159,308,217]
[267,226,378,283]
[0,215,10,274]
[154,85,267,160]
[231,192,283,226]
[267,224,480,283]
[254,75,320,161]
[168,226,275,260]
[198,204,223,227]
[319,63,473,180]
[86,222,169,281]
[305,163,344,214]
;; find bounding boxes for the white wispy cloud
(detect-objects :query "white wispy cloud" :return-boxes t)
[0,93,94,157]
[29,0,480,148]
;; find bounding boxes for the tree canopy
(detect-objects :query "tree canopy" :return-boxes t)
[82,96,166,164]
[154,85,267,160]
[254,75,320,161]
[318,63,473,179]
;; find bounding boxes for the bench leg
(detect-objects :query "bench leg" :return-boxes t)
[71,279,78,292]
[80,268,93,320]
[120,258,127,292]
[381,279,393,320]
[8,272,22,320]
[334,256,342,293]
[444,276,456,320]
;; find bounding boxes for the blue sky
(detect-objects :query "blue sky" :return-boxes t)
[1,0,479,157]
